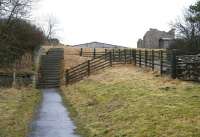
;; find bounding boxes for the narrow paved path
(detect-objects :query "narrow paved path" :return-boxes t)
[29,88,80,137]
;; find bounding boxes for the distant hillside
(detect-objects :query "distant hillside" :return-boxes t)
[72,42,126,48]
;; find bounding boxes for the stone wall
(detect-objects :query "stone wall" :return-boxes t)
[137,28,175,49]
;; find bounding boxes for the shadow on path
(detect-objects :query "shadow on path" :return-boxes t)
[29,88,80,137]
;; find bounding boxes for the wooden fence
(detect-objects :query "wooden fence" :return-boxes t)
[0,53,34,87]
[0,53,33,70]
[65,49,170,85]
[66,48,200,85]
[65,52,112,84]
[81,49,170,73]
[134,50,171,75]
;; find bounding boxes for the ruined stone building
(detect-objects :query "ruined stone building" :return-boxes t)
[137,28,175,49]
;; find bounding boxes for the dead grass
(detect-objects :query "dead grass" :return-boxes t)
[43,45,166,70]
[64,55,90,69]
[61,65,200,137]
[0,87,41,137]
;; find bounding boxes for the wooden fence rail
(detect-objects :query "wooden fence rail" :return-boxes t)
[81,49,171,73]
[65,49,171,85]
[66,52,113,84]
[66,48,200,85]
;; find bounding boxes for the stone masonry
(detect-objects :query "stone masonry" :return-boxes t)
[137,28,175,49]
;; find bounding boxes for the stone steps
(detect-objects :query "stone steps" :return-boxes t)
[37,48,64,88]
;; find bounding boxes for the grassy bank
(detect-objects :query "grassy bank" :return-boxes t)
[61,65,200,137]
[0,87,41,137]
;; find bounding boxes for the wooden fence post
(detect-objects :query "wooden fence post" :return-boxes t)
[124,49,127,64]
[134,49,137,65]
[93,48,96,59]
[105,49,107,60]
[139,50,141,67]
[171,50,177,79]
[131,49,134,64]
[80,48,83,56]
[119,49,121,63]
[112,49,115,62]
[152,50,154,70]
[129,49,132,64]
[87,60,90,76]
[145,50,147,67]
[65,69,69,85]
[12,71,16,87]
[160,50,163,75]
[109,52,112,67]
[12,62,16,87]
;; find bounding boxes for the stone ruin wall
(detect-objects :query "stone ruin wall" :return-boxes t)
[137,28,175,49]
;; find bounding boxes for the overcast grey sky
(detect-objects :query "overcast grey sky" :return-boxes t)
[32,0,196,47]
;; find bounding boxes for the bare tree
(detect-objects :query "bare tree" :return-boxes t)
[0,0,35,24]
[172,1,200,50]
[46,15,59,40]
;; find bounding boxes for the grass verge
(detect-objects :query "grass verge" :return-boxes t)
[0,87,41,137]
[61,65,200,137]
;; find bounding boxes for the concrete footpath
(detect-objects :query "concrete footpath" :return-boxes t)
[28,88,80,137]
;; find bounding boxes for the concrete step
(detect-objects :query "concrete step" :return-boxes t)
[42,58,62,60]
[40,68,60,70]
[41,62,61,64]
[41,64,60,66]
[42,60,61,62]
[39,79,60,84]
[37,84,60,88]
[40,65,61,68]
[38,48,64,89]
[40,73,61,76]
[39,78,60,81]
[39,80,60,83]
[40,72,61,75]
[40,72,60,75]
[40,69,60,71]
[39,75,61,78]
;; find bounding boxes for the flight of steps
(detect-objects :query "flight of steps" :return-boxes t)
[37,48,64,88]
